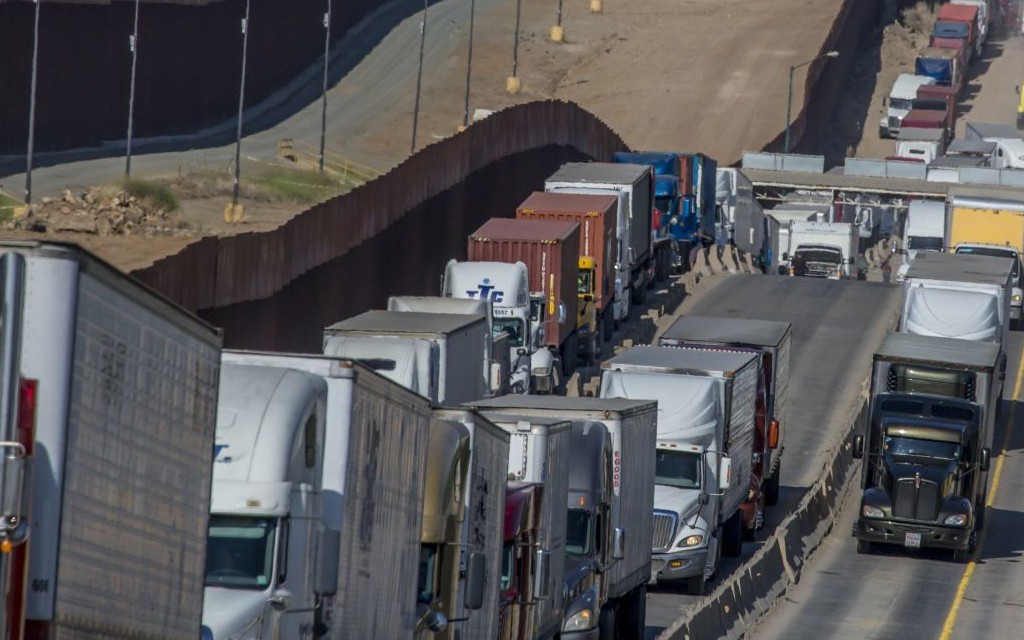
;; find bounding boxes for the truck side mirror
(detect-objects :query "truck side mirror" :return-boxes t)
[314,527,341,595]
[583,294,595,302]
[882,96,888,107]
[533,549,552,600]
[464,552,486,610]
[853,435,864,460]
[719,456,733,491]
[782,252,789,261]
[980,447,991,472]
[767,419,780,450]
[557,302,567,324]
[612,528,626,560]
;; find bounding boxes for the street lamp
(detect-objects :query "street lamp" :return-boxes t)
[463,0,477,128]
[319,0,332,172]
[411,0,428,154]
[230,0,252,217]
[550,0,564,43]
[125,0,141,177]
[507,0,523,94]
[25,0,42,207]
[784,50,839,155]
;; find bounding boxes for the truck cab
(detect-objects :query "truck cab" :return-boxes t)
[203,364,330,640]
[853,393,990,561]
[880,74,936,138]
[953,243,1023,328]
[896,199,946,283]
[577,256,600,365]
[784,221,858,279]
[443,259,556,394]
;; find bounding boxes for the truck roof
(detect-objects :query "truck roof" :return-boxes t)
[947,139,997,155]
[790,220,853,234]
[661,315,791,348]
[601,345,758,376]
[892,73,935,98]
[875,331,1002,369]
[470,217,579,243]
[904,251,1014,285]
[949,184,1024,210]
[898,127,945,142]
[546,161,651,185]
[325,310,486,336]
[469,395,657,417]
[516,191,618,215]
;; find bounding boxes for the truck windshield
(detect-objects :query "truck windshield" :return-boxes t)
[500,542,515,590]
[955,246,1020,278]
[655,196,674,217]
[565,508,593,556]
[890,98,913,111]
[494,318,525,347]
[655,450,702,489]
[883,435,960,461]
[578,270,593,296]
[907,236,943,251]
[205,515,277,590]
[418,544,438,604]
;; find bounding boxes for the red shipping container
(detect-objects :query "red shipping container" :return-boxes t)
[468,218,580,349]
[515,191,617,315]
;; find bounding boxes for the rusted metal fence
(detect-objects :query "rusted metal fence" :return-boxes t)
[133,101,627,351]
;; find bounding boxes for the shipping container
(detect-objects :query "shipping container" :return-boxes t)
[515,191,618,314]
[467,218,580,349]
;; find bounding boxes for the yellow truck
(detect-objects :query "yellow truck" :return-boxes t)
[947,188,1024,328]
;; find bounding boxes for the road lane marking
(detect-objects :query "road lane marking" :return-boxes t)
[939,350,1024,640]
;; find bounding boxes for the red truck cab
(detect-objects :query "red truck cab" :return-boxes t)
[499,483,544,640]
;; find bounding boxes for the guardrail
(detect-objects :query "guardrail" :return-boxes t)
[276,139,380,184]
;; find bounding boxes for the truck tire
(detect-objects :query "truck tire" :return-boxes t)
[616,585,647,639]
[634,279,647,305]
[765,461,782,507]
[976,490,987,531]
[598,605,615,640]
[856,538,873,555]
[562,333,577,377]
[602,309,615,342]
[722,511,743,558]
[684,572,706,596]
[656,248,670,282]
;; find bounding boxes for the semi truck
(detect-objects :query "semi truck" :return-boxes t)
[322,310,491,406]
[900,251,1013,344]
[896,199,947,283]
[0,241,222,639]
[544,162,656,319]
[716,167,767,260]
[600,346,757,595]
[469,396,658,639]
[473,414,570,640]
[515,191,618,354]
[785,220,859,279]
[466,217,581,382]
[658,315,792,536]
[441,260,551,394]
[387,295,510,396]
[853,333,1000,561]
[209,351,461,639]
[915,47,964,96]
[946,189,1024,326]
[880,73,936,138]
[934,2,980,60]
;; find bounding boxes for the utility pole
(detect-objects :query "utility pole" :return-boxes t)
[319,0,332,172]
[125,0,142,177]
[25,0,42,206]
[231,0,252,214]
[411,0,429,154]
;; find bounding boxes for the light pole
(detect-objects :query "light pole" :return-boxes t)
[463,0,477,128]
[784,50,839,155]
[125,0,141,177]
[507,0,523,93]
[319,0,332,172]
[25,0,42,206]
[231,0,252,212]
[550,0,564,42]
[411,0,428,154]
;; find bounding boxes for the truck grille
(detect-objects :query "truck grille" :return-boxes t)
[893,478,940,522]
[652,510,678,552]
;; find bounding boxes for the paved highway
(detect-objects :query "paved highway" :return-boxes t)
[747,332,1024,640]
[643,274,902,637]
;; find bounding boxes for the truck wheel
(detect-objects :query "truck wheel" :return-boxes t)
[856,538,873,555]
[634,280,647,305]
[562,334,577,377]
[586,334,600,367]
[765,462,782,507]
[656,248,670,282]
[684,573,706,596]
[615,584,647,638]
[976,491,987,531]
[603,310,615,342]
[722,511,743,558]
[598,605,615,640]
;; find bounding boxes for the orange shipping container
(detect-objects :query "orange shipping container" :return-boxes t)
[515,191,617,314]
[467,218,580,349]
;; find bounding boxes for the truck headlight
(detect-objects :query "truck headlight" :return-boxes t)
[862,505,884,518]
[943,513,968,526]
[676,534,703,548]
[563,608,596,631]
[1013,294,1022,303]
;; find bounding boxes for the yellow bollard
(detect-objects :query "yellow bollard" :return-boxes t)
[549,25,564,43]
[223,202,234,224]
[232,203,245,223]
[590,0,602,13]
[506,75,521,95]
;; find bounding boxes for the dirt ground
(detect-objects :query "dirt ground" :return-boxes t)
[8,0,848,272]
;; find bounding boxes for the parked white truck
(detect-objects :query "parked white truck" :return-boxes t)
[880,73,936,138]
[469,396,657,639]
[209,351,472,639]
[600,347,757,595]
[0,241,222,639]
[897,199,947,283]
[387,295,510,396]
[785,221,859,279]
[441,260,553,394]
[322,310,491,406]
[900,251,1013,344]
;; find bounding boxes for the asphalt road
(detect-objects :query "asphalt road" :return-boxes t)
[642,274,903,638]
[747,331,1024,640]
